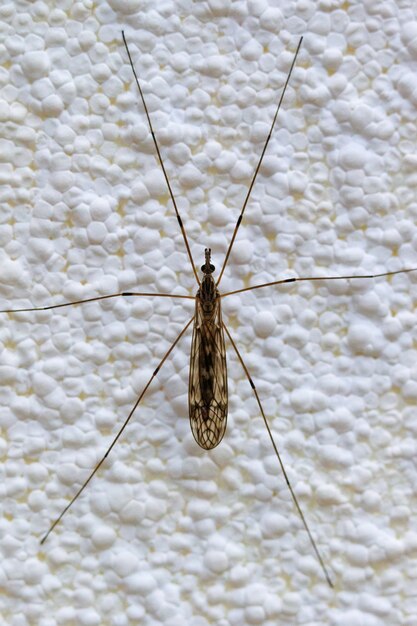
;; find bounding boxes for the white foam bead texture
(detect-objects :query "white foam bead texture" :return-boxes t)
[1,2,417,626]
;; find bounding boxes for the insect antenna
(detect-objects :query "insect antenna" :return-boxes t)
[223,323,334,588]
[216,36,303,288]
[122,31,200,287]
[40,316,194,543]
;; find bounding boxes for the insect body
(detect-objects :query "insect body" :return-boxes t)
[189,248,227,450]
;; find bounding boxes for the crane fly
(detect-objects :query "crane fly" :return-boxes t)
[189,248,228,450]
[2,31,417,589]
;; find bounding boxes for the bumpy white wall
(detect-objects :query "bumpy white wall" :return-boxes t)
[1,2,417,625]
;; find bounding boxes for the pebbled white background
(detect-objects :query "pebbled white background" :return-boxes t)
[1,1,417,625]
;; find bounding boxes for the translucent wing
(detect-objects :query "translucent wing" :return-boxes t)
[189,296,228,450]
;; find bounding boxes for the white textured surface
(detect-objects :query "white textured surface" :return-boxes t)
[1,2,417,625]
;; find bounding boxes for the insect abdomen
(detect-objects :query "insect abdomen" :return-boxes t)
[189,295,228,450]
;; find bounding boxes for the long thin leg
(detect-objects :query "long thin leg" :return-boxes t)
[223,323,334,588]
[40,315,194,544]
[0,291,194,314]
[122,31,200,287]
[221,267,417,298]
[216,37,303,288]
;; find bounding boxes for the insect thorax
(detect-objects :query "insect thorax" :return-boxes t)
[198,248,219,316]
[198,275,218,315]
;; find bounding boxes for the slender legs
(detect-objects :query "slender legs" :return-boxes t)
[40,316,194,544]
[221,267,417,298]
[122,31,200,287]
[216,37,303,287]
[0,291,194,314]
[223,323,334,588]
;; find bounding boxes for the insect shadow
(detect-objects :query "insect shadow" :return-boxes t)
[2,32,416,589]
